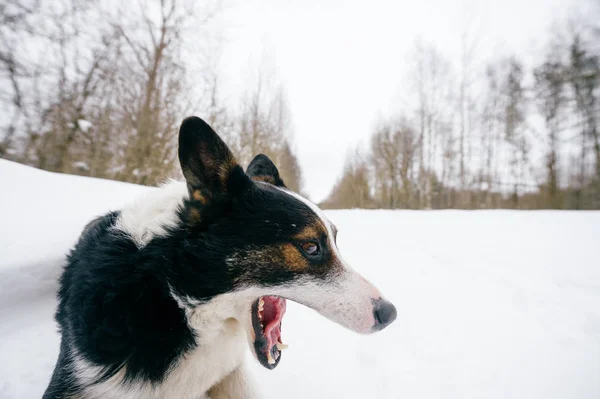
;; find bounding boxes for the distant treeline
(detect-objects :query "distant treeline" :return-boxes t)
[321,14,600,210]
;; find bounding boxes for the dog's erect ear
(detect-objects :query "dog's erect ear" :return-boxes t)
[246,154,286,187]
[179,116,248,203]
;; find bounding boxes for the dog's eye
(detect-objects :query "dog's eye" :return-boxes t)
[300,242,320,256]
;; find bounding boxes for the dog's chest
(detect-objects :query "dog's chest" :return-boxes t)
[82,322,247,399]
[156,323,247,398]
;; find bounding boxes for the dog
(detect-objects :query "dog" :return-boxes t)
[42,116,397,399]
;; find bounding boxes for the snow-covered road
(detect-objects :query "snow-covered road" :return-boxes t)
[1,159,599,398]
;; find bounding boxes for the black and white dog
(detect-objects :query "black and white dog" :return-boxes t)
[43,117,397,399]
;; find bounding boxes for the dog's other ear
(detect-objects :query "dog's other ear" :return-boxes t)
[178,116,248,203]
[246,154,286,187]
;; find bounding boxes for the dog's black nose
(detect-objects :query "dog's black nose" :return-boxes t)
[373,298,397,330]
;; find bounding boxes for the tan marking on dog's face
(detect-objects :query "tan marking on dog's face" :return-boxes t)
[226,201,344,282]
[280,243,308,271]
[293,222,327,242]
[278,220,342,273]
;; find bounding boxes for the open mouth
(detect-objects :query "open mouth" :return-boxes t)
[251,296,288,369]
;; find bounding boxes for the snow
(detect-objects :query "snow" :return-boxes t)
[77,119,93,133]
[72,161,90,171]
[1,158,599,398]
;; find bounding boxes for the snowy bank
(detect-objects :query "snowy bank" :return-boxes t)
[0,160,599,398]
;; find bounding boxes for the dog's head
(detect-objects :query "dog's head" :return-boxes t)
[174,116,396,369]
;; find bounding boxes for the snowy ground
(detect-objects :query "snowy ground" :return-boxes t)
[1,159,599,399]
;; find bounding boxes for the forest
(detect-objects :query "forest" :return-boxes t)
[0,0,303,193]
[2,0,599,209]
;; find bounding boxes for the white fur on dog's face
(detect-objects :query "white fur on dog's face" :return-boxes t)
[268,188,386,334]
[215,188,387,336]
[272,269,383,334]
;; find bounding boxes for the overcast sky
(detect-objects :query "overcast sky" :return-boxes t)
[210,0,590,202]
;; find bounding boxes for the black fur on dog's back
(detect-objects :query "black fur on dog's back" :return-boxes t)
[44,210,199,397]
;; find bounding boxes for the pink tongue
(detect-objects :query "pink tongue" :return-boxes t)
[262,296,286,349]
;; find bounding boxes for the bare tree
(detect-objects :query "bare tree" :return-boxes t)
[0,0,39,157]
[236,69,278,165]
[235,65,303,192]
[568,34,600,208]
[371,117,419,208]
[410,40,454,208]
[534,54,567,209]
[478,64,503,207]
[457,27,480,206]
[109,0,192,184]
[502,58,529,208]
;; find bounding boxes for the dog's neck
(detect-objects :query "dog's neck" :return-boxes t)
[170,288,255,345]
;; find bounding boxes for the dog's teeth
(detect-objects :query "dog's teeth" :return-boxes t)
[258,298,264,312]
[267,351,276,365]
[276,343,289,350]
